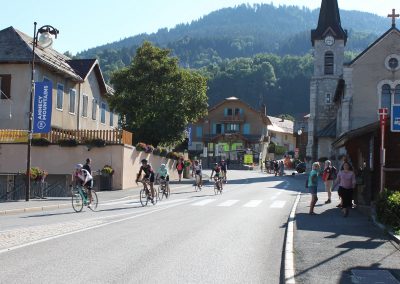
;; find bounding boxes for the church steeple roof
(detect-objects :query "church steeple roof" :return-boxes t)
[311,0,347,46]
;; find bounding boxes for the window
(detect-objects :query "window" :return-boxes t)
[110,111,114,127]
[235,108,240,115]
[389,58,399,70]
[325,93,332,104]
[196,126,203,138]
[92,98,97,120]
[43,76,51,83]
[69,89,76,114]
[324,52,334,75]
[381,84,391,115]
[56,84,63,110]
[0,74,11,99]
[100,102,106,123]
[394,85,400,105]
[216,124,222,134]
[226,108,233,116]
[82,94,88,117]
[226,123,240,132]
[243,123,250,135]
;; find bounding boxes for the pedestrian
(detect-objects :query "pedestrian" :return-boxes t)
[333,161,356,217]
[279,161,284,176]
[176,158,185,182]
[322,160,336,204]
[83,158,92,175]
[307,162,320,215]
[274,160,279,176]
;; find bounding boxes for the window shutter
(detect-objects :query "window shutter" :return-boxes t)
[240,108,244,115]
[221,124,225,134]
[243,123,250,135]
[212,123,217,134]
[224,108,228,116]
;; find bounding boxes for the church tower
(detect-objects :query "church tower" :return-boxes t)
[307,0,347,160]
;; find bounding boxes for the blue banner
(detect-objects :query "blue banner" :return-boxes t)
[187,126,192,146]
[392,105,400,132]
[33,81,52,133]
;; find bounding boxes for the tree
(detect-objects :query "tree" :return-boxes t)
[109,42,208,146]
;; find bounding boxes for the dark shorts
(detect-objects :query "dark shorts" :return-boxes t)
[309,185,318,195]
[145,173,155,183]
[177,170,183,175]
[160,176,169,181]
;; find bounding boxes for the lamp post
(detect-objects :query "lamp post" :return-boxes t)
[297,126,305,161]
[26,22,59,201]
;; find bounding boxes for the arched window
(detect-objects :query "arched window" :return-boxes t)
[325,93,332,104]
[381,84,392,115]
[324,52,334,75]
[394,84,400,105]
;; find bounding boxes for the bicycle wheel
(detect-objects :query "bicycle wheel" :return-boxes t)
[88,191,98,211]
[214,183,219,195]
[165,185,170,199]
[72,191,84,212]
[140,189,148,206]
[153,189,159,205]
[158,186,164,201]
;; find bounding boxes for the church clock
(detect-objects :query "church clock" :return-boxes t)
[324,35,335,46]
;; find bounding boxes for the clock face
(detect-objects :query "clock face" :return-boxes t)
[389,58,399,70]
[324,36,335,46]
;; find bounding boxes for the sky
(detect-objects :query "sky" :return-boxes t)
[1,0,399,54]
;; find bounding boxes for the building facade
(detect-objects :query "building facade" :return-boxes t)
[189,97,271,166]
[267,116,295,158]
[0,27,118,132]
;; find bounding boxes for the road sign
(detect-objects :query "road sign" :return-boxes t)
[391,105,400,132]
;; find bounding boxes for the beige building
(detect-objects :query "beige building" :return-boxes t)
[267,116,295,158]
[0,26,118,131]
[189,97,271,167]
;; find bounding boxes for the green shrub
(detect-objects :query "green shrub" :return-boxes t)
[135,142,147,151]
[160,148,168,157]
[58,138,78,147]
[376,189,400,233]
[26,167,48,181]
[101,165,114,176]
[166,152,180,160]
[145,145,154,153]
[85,138,106,147]
[267,143,275,153]
[31,138,51,146]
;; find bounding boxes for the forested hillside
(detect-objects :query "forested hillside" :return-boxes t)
[75,3,389,117]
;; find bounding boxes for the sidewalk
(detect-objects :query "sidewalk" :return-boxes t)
[294,190,400,284]
[0,179,196,216]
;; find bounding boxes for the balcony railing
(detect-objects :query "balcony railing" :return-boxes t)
[220,114,245,123]
[0,128,133,145]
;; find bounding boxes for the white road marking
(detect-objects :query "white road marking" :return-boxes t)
[217,200,239,207]
[191,199,217,206]
[270,192,282,200]
[285,192,301,284]
[243,200,263,208]
[270,201,287,208]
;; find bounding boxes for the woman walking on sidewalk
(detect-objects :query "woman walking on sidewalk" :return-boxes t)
[322,160,336,204]
[334,162,356,217]
[308,162,320,215]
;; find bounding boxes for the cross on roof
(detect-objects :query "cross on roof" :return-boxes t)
[388,8,399,27]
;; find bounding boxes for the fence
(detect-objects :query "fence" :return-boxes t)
[0,174,71,201]
[0,128,133,145]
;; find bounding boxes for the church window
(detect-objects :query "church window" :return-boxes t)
[394,85,400,105]
[381,84,392,115]
[324,52,334,75]
[389,58,399,70]
[325,93,332,104]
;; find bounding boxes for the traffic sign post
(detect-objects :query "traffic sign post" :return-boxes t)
[378,108,388,193]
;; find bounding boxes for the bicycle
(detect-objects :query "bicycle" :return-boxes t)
[212,176,223,195]
[194,174,202,192]
[138,179,158,206]
[157,177,170,200]
[71,185,98,212]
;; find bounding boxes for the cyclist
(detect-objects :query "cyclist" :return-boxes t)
[73,164,94,207]
[156,163,170,194]
[219,159,228,183]
[192,160,203,188]
[136,159,155,204]
[210,162,223,190]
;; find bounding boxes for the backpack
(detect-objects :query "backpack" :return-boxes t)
[329,166,337,180]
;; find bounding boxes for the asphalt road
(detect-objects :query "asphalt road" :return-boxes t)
[0,170,301,284]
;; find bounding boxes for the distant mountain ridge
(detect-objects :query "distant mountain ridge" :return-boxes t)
[75,3,391,118]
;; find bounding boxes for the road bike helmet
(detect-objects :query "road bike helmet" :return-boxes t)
[141,159,148,164]
[75,163,83,170]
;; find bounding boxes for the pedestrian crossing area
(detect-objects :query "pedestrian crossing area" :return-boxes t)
[190,198,287,209]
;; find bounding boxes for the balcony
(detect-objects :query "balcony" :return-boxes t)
[220,114,245,123]
[0,127,133,145]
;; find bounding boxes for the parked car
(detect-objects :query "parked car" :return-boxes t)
[296,162,307,173]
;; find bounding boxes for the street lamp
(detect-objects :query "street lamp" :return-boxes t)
[26,22,59,201]
[297,126,305,160]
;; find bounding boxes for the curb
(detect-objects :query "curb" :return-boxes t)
[284,191,301,284]
[0,203,71,216]
[371,214,400,245]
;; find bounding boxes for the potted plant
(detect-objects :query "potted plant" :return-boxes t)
[58,138,79,147]
[135,142,147,152]
[101,165,114,176]
[100,165,114,191]
[31,137,51,146]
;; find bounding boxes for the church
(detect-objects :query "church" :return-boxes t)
[307,0,400,205]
